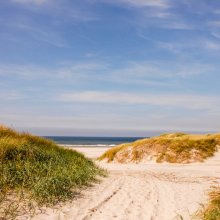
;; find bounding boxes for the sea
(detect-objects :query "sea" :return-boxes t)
[44,136,145,147]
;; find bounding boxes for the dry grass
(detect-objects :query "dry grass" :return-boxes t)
[0,125,106,219]
[197,186,220,220]
[98,143,129,162]
[98,133,220,163]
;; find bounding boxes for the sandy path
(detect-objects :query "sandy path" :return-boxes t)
[32,147,220,220]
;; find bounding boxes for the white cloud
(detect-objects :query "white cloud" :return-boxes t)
[158,39,220,53]
[117,0,170,8]
[12,0,48,5]
[140,11,193,30]
[140,31,220,53]
[0,90,24,100]
[0,64,45,79]
[210,20,220,28]
[0,62,107,82]
[204,41,220,50]
[212,32,220,39]
[6,22,66,48]
[10,0,98,22]
[58,91,220,111]
[161,21,193,30]
[101,0,194,31]
[111,61,213,80]
[0,59,213,88]
[1,96,220,135]
[94,0,170,8]
[214,10,220,15]
[1,111,220,136]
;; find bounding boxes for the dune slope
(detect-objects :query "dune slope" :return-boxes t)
[99,133,220,163]
[0,125,105,219]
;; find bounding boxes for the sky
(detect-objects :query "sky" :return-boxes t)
[0,0,220,136]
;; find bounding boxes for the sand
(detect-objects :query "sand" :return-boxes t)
[30,147,220,220]
[67,146,110,159]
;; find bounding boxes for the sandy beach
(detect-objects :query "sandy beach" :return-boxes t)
[3,1,220,219]
[30,146,220,220]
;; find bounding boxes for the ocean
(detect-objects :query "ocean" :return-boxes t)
[44,136,145,147]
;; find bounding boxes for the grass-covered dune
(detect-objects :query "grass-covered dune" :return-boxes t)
[0,125,105,219]
[99,133,220,163]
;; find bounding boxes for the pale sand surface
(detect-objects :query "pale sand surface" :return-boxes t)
[66,146,111,159]
[30,147,220,220]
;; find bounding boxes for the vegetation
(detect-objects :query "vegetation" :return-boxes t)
[0,125,106,219]
[198,186,220,220]
[99,133,220,163]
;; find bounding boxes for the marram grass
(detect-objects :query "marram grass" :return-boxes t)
[0,125,106,219]
[99,133,220,163]
[197,186,220,220]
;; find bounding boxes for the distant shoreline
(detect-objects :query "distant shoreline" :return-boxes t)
[60,144,116,147]
[44,136,145,146]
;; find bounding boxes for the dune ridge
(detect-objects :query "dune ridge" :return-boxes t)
[99,133,220,164]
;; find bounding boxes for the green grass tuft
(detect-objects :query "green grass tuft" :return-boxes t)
[0,125,106,219]
[198,186,220,220]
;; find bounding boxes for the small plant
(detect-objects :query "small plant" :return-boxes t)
[98,144,129,162]
[197,186,220,220]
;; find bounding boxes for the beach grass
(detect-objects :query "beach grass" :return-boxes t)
[0,125,106,219]
[198,186,220,220]
[98,133,220,163]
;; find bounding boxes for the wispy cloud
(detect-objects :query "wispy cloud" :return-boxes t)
[10,0,98,22]
[210,20,220,28]
[0,62,107,81]
[138,28,220,54]
[12,0,48,5]
[0,59,212,87]
[0,64,46,79]
[101,0,194,31]
[115,0,170,8]
[211,32,220,39]
[11,23,67,47]
[204,41,220,50]
[158,39,220,53]
[138,14,193,30]
[58,91,220,111]
[161,21,193,30]
[0,90,24,100]
[111,61,213,80]
[93,0,170,8]
[214,10,220,15]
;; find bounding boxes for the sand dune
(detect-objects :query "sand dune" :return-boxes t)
[98,133,220,164]
[30,147,220,220]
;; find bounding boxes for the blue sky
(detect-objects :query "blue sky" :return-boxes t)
[0,0,220,136]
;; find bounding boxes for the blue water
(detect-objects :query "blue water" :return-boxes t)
[44,136,145,146]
